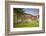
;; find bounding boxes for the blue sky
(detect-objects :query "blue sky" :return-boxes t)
[23,8,39,16]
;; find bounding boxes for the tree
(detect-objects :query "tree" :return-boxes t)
[13,8,25,25]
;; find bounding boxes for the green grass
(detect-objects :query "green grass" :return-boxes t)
[14,20,39,28]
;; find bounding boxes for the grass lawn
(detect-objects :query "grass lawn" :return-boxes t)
[14,20,39,28]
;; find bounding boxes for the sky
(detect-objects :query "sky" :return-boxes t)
[23,8,39,16]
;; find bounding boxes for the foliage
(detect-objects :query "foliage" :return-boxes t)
[13,8,24,14]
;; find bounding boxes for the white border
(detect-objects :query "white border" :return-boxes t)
[10,5,42,32]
